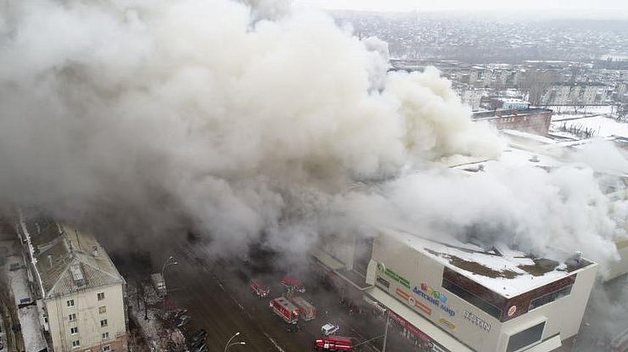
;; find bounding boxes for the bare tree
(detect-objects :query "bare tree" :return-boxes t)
[522,70,558,106]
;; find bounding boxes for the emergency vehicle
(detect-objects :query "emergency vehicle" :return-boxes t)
[250,280,270,298]
[269,297,299,325]
[289,296,316,321]
[314,336,354,351]
[281,276,306,293]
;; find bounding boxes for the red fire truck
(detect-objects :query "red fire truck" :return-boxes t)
[314,336,354,351]
[250,280,270,298]
[281,276,306,293]
[289,296,316,321]
[269,297,299,325]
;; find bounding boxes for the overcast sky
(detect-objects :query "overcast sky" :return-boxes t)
[297,0,628,16]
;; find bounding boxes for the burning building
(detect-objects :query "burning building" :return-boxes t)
[312,227,597,352]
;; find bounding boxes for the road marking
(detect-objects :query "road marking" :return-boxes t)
[263,332,287,352]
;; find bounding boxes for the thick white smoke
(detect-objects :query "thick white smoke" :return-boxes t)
[0,0,501,253]
[0,0,625,281]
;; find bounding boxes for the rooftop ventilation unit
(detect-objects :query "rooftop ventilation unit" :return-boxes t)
[70,264,85,287]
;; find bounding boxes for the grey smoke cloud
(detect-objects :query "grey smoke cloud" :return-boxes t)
[0,0,500,253]
[0,0,625,287]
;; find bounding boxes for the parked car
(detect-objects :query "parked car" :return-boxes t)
[321,323,339,336]
[188,329,208,348]
[174,315,190,328]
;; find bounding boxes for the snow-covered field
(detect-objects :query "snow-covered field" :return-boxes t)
[552,115,628,139]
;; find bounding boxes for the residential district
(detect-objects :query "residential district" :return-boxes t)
[2,11,628,352]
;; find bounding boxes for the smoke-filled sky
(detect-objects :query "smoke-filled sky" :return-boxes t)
[0,0,626,282]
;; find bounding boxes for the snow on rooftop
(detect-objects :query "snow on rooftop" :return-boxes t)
[6,256,33,306]
[385,228,592,298]
[18,305,48,352]
[452,147,562,175]
[5,256,48,352]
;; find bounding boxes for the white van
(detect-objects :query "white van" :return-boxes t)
[321,323,339,336]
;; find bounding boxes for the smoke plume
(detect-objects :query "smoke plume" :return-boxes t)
[0,0,625,281]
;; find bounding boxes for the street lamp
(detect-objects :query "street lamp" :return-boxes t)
[224,332,246,352]
[161,255,178,313]
[161,255,178,283]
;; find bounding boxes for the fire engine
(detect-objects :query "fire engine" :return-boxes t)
[314,336,354,351]
[289,296,316,321]
[281,276,306,293]
[250,280,270,298]
[269,297,299,325]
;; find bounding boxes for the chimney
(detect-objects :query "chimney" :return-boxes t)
[48,254,53,268]
[92,246,98,257]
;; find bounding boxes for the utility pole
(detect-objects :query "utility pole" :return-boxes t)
[382,310,389,352]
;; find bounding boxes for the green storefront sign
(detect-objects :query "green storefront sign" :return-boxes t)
[382,265,410,289]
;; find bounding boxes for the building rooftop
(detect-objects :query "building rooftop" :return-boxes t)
[383,228,594,298]
[472,108,552,120]
[19,218,124,299]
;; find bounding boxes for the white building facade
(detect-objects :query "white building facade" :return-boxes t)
[17,218,128,352]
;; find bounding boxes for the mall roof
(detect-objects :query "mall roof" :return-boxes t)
[383,228,594,298]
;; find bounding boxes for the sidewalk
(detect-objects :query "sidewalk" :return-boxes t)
[127,281,186,351]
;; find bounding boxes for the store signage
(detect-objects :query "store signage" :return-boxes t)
[413,284,456,317]
[379,263,410,289]
[396,288,432,315]
[463,310,491,332]
[507,305,517,317]
[439,318,456,330]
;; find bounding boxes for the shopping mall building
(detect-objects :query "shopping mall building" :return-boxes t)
[312,227,598,352]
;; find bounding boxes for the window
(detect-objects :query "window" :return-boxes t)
[97,292,105,301]
[99,306,107,314]
[442,278,503,320]
[72,340,80,348]
[102,332,109,340]
[376,276,390,289]
[70,327,78,335]
[100,319,108,327]
[68,313,77,322]
[507,322,545,352]
[67,299,75,307]
[529,285,572,311]
[102,345,111,352]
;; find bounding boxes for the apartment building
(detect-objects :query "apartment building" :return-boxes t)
[17,217,127,352]
[541,82,607,105]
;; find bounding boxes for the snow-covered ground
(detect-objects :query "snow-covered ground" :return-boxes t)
[551,113,628,140]
[4,256,48,352]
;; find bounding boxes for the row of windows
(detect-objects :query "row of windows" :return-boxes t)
[528,285,572,311]
[67,306,106,322]
[71,340,111,351]
[442,278,503,320]
[68,321,108,335]
[66,292,106,307]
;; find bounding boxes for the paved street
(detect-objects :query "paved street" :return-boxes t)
[115,242,426,352]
